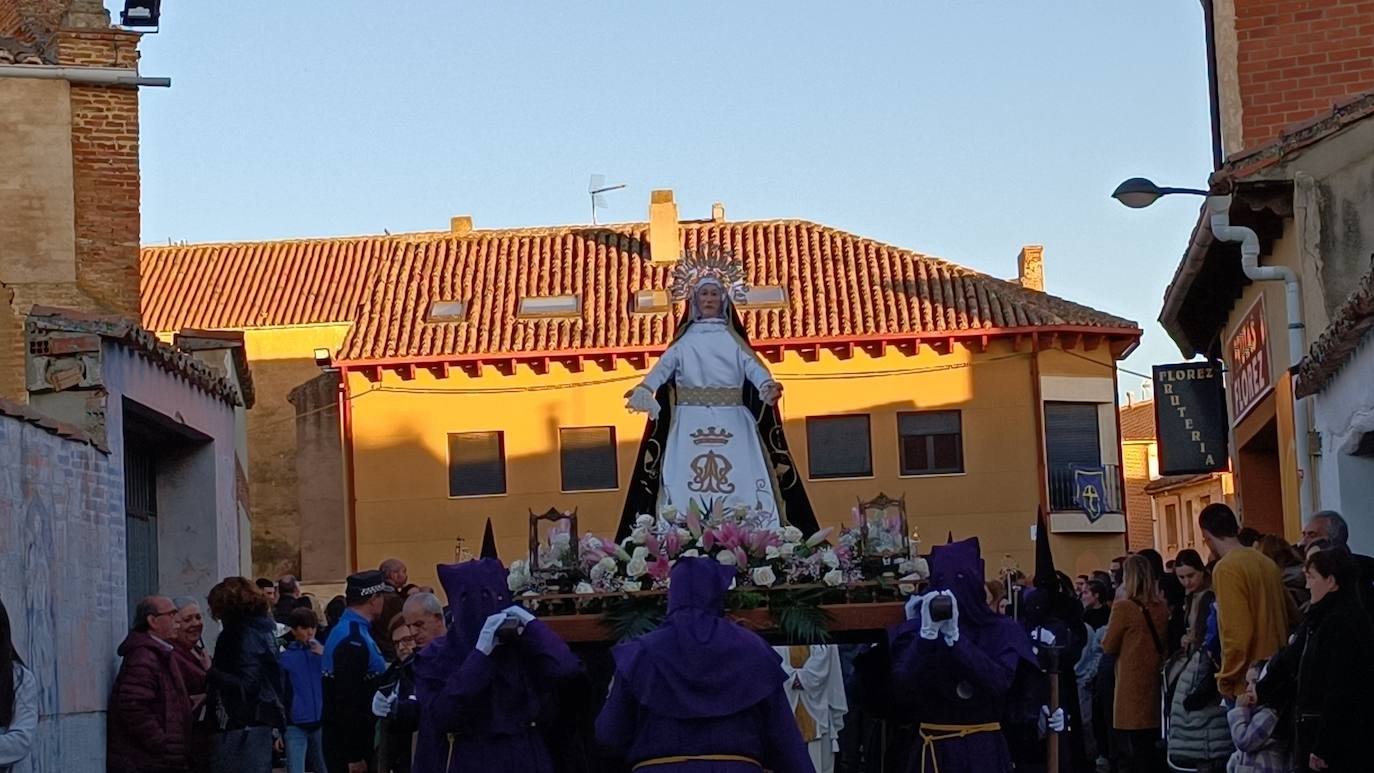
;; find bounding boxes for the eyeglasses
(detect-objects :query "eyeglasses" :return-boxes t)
[393,635,416,647]
[152,610,178,618]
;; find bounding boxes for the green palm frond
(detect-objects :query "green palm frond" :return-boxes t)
[603,595,667,642]
[770,588,834,644]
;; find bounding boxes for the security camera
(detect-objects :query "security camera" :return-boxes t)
[314,348,334,370]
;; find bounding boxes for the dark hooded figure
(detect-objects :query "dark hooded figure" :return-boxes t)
[411,559,583,773]
[889,537,1038,773]
[1008,512,1088,773]
[595,557,813,772]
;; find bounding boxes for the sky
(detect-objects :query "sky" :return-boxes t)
[125,2,1214,395]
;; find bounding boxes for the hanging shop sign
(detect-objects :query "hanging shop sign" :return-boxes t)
[1152,362,1229,474]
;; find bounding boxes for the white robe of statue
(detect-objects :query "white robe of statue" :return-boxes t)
[632,317,782,526]
[776,644,848,773]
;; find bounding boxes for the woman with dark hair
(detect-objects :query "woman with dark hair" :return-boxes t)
[1166,550,1232,771]
[1258,549,1374,772]
[1258,535,1310,609]
[206,577,285,773]
[319,595,346,644]
[0,598,37,771]
[1138,548,1186,654]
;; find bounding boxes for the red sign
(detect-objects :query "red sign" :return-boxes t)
[1227,296,1271,424]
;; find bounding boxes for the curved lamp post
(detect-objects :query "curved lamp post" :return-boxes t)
[1110,177,1209,209]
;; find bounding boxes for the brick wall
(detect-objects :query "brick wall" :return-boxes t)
[1236,0,1374,149]
[0,405,125,773]
[1122,442,1156,551]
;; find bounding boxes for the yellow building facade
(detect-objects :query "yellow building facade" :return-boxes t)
[332,200,1141,590]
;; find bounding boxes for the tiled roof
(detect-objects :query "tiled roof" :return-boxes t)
[139,236,392,332]
[0,34,45,64]
[1295,266,1374,398]
[1216,90,1374,184]
[1120,400,1155,442]
[1143,473,1216,495]
[335,220,1138,363]
[0,397,106,451]
[28,307,244,406]
[173,329,257,409]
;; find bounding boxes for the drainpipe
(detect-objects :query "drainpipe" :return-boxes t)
[0,64,171,87]
[1207,194,1312,522]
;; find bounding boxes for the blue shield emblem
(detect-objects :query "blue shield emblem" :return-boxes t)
[1072,467,1107,523]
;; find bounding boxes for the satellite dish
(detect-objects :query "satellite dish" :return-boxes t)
[589,174,627,225]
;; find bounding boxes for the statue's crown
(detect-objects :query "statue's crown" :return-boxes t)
[668,243,748,302]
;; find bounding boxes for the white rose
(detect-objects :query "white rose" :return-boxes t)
[823,569,844,587]
[507,572,529,593]
[716,550,738,567]
[781,526,804,543]
[765,545,781,560]
[622,580,642,592]
[779,543,796,558]
[574,581,594,594]
[682,549,700,558]
[636,514,655,528]
[630,526,649,545]
[631,546,650,562]
[626,556,648,578]
[751,566,777,587]
[820,549,840,569]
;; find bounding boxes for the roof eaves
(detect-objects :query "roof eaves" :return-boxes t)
[1295,264,1374,398]
[1158,204,1215,358]
[0,397,108,452]
[1214,90,1374,184]
[27,307,244,407]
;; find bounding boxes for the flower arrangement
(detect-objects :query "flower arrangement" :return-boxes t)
[507,501,928,596]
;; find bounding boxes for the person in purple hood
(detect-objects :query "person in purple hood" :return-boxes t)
[594,557,814,773]
[889,537,1038,773]
[411,558,584,773]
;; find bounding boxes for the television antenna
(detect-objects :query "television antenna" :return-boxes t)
[589,174,627,225]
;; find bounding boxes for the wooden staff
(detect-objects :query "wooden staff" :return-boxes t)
[1045,644,1062,773]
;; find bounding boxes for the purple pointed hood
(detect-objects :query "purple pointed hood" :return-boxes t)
[414,558,509,680]
[612,557,784,719]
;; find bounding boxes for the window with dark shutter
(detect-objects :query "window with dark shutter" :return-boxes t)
[898,411,964,475]
[560,426,618,492]
[448,431,506,497]
[1044,402,1104,511]
[806,415,872,479]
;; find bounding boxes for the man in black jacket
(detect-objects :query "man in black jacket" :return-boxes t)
[323,570,393,773]
[1301,510,1374,617]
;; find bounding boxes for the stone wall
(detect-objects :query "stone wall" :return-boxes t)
[0,402,124,773]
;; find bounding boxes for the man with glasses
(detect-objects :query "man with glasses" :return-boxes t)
[108,596,193,773]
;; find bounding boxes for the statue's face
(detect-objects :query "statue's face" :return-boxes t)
[695,283,723,318]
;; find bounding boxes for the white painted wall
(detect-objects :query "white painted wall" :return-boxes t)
[1313,341,1374,554]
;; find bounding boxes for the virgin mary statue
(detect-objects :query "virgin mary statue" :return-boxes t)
[616,246,819,539]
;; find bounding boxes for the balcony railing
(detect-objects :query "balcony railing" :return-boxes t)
[1048,463,1123,514]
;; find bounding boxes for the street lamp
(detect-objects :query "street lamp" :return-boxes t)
[1110,177,1210,209]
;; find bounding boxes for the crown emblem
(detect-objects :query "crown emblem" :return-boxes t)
[690,426,734,446]
[669,243,748,302]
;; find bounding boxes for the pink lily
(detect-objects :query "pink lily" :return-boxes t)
[664,528,682,557]
[732,546,749,569]
[647,554,671,582]
[701,529,716,551]
[806,527,835,549]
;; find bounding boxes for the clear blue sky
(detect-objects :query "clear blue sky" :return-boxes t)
[127,2,1214,392]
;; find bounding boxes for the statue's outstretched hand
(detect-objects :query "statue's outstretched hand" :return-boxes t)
[625,385,660,419]
[760,381,783,405]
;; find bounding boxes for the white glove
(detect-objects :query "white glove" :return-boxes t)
[1030,626,1056,654]
[371,689,397,718]
[938,590,960,646]
[475,611,507,655]
[904,593,922,622]
[1040,706,1067,733]
[917,592,940,641]
[505,605,536,626]
[625,385,660,419]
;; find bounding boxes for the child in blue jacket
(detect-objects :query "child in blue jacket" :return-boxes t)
[279,607,327,773]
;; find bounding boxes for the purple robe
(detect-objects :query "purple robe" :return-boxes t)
[412,559,583,773]
[595,558,815,773]
[889,538,1038,773]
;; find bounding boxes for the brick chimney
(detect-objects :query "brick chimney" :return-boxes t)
[450,215,473,235]
[1017,245,1044,292]
[0,0,144,400]
[711,201,726,222]
[648,189,679,264]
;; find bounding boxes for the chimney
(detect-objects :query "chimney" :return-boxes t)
[1017,245,1044,292]
[649,189,679,264]
[450,215,473,235]
[711,202,726,222]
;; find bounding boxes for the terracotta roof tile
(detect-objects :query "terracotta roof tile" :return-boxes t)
[1119,400,1156,442]
[139,235,392,331]
[1215,89,1374,184]
[28,306,244,406]
[0,396,106,451]
[1295,265,1374,398]
[333,220,1137,362]
[0,34,45,64]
